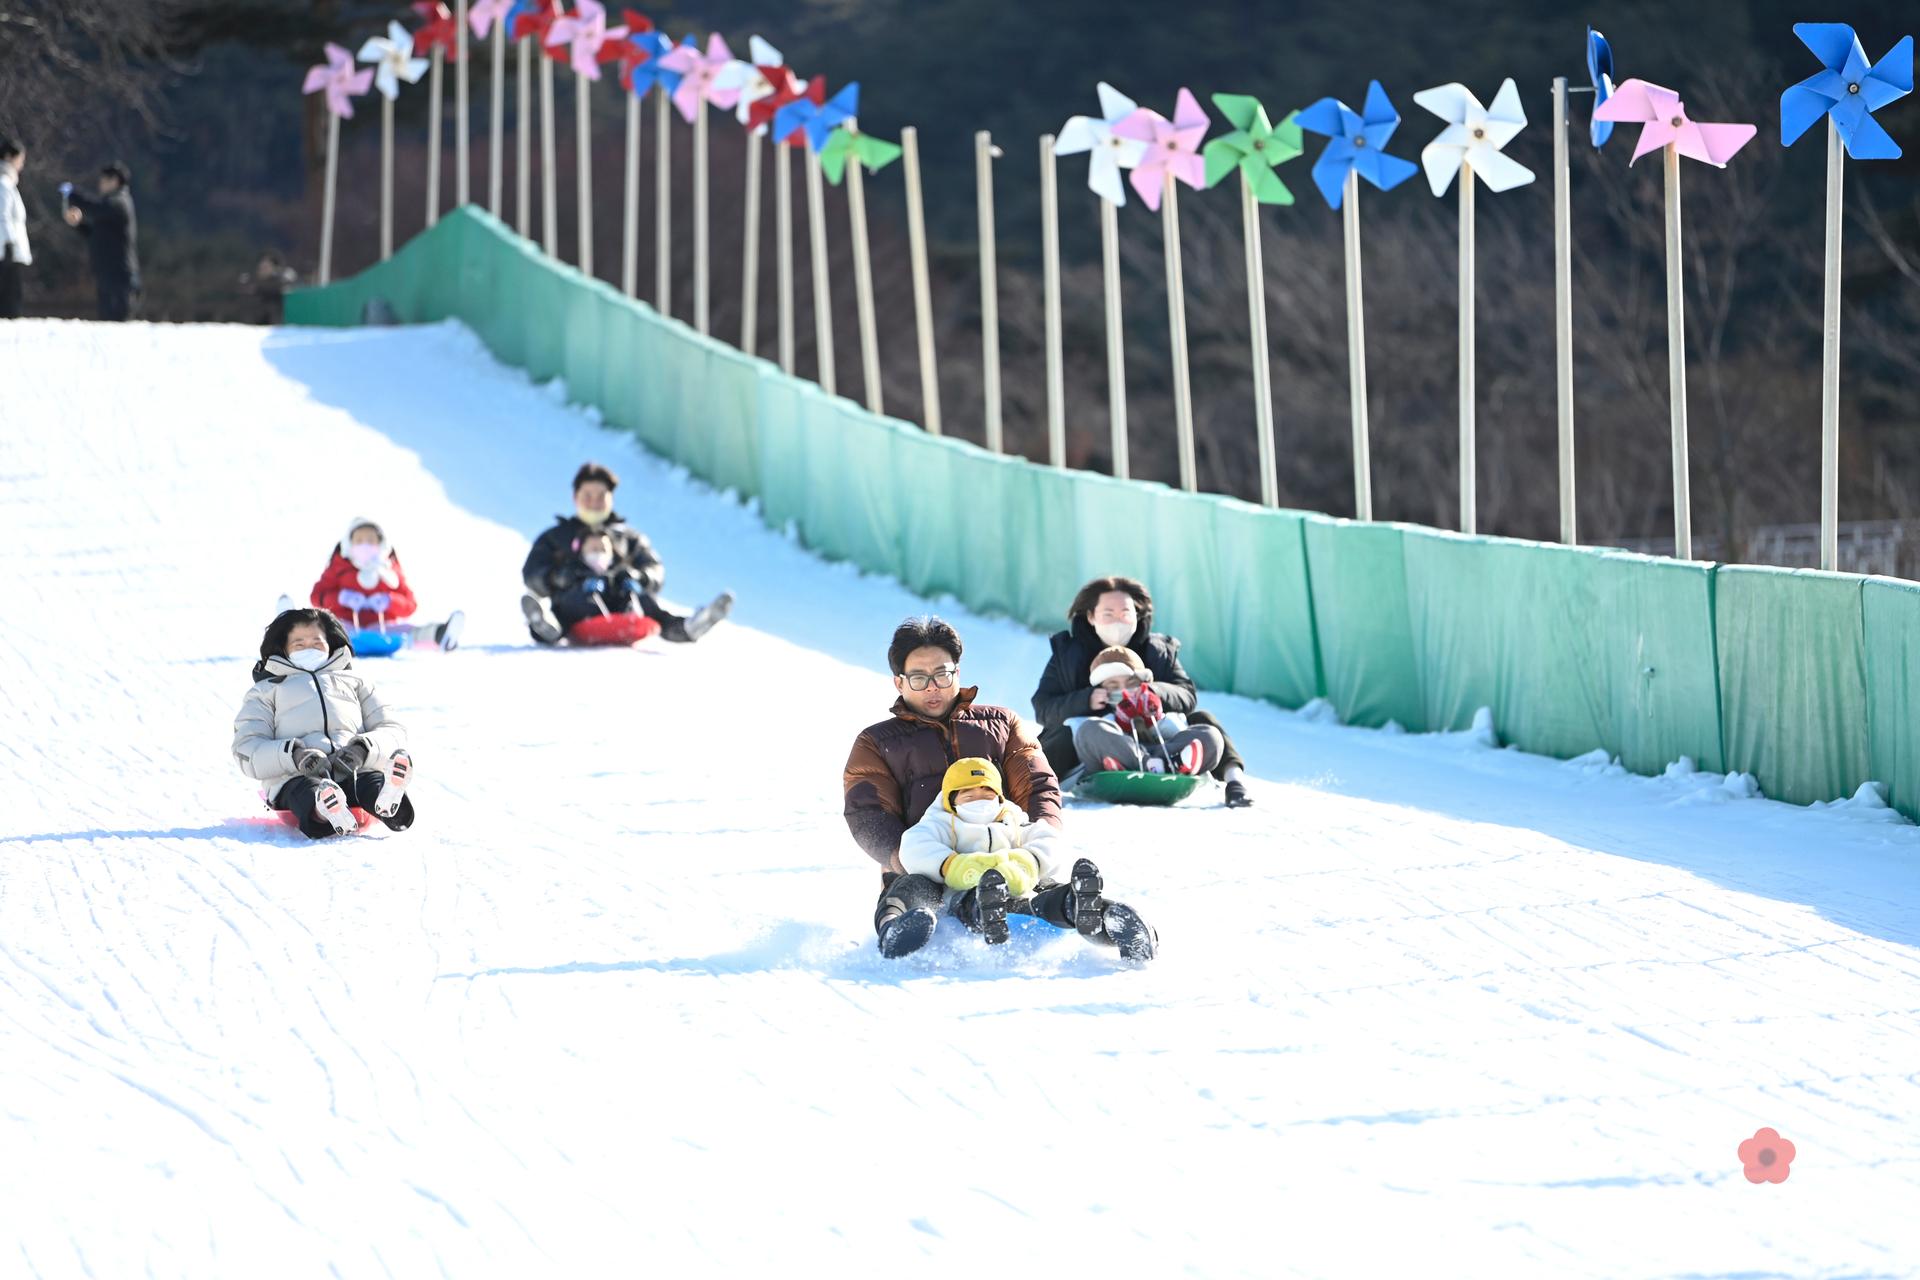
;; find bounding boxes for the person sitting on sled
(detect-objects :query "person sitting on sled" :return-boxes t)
[1073,646,1225,779]
[842,616,1156,963]
[543,527,664,638]
[519,461,732,645]
[232,608,415,839]
[309,517,464,651]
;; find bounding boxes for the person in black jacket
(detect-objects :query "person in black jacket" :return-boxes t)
[519,460,733,644]
[61,162,140,321]
[1031,575,1253,808]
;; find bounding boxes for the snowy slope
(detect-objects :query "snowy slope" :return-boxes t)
[2,318,1918,1279]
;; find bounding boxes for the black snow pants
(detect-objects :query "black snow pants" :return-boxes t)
[273,771,415,840]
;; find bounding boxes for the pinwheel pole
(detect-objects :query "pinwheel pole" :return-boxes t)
[427,45,445,226]
[1239,167,1278,506]
[456,0,470,204]
[1552,75,1576,544]
[776,141,795,374]
[622,86,642,297]
[694,95,710,332]
[1817,117,1844,569]
[1342,171,1373,520]
[846,150,883,414]
[1040,133,1066,468]
[741,132,762,353]
[541,48,559,255]
[1662,141,1691,560]
[1100,200,1129,480]
[655,88,671,313]
[1161,171,1198,492]
[489,11,505,215]
[1457,158,1475,531]
[381,92,397,258]
[805,146,836,394]
[516,33,532,236]
[901,126,941,434]
[577,66,595,276]
[320,112,342,285]
[976,131,1002,453]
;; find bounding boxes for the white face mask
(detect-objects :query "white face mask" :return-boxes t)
[1094,619,1136,647]
[287,647,329,671]
[954,799,1004,824]
[582,549,614,574]
[347,542,382,568]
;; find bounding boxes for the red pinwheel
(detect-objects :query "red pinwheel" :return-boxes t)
[611,10,656,91]
[412,1,461,61]
[511,0,572,65]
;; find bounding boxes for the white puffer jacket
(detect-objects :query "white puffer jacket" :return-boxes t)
[232,649,407,793]
[898,797,1068,885]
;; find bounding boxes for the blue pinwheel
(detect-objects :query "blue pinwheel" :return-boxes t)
[774,81,858,152]
[1780,22,1913,159]
[1295,80,1419,208]
[1587,27,1616,147]
[625,30,690,98]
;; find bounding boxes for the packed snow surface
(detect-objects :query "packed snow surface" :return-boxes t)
[3,320,1918,1279]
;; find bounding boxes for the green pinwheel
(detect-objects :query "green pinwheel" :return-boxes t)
[1203,94,1304,204]
[820,123,902,185]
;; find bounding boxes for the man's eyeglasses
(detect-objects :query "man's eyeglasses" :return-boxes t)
[902,667,958,691]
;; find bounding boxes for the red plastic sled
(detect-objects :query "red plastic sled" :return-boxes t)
[274,807,376,833]
[566,613,662,647]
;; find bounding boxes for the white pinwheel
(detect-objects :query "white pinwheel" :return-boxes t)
[1056,82,1149,206]
[1411,79,1535,195]
[358,21,429,101]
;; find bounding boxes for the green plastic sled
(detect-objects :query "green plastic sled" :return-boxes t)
[1072,770,1206,807]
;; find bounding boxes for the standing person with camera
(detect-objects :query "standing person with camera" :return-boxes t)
[0,138,29,319]
[61,161,140,321]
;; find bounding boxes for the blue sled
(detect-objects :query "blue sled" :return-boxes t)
[348,629,407,658]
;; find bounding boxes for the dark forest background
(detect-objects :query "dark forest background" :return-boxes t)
[4,0,1917,556]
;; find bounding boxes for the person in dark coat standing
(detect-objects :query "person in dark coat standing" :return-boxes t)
[1031,575,1254,808]
[61,161,140,321]
[0,137,30,319]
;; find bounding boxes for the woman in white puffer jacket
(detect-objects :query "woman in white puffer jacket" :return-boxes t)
[233,608,415,838]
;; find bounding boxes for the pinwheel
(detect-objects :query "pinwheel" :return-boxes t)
[1594,78,1757,560]
[1780,22,1914,568]
[1055,82,1149,478]
[543,1,629,278]
[774,81,858,154]
[1204,94,1305,508]
[1413,79,1533,534]
[470,0,515,216]
[358,24,430,261]
[410,2,460,227]
[301,44,372,286]
[818,121,899,184]
[733,37,786,128]
[1588,27,1617,148]
[658,34,748,334]
[1298,81,1418,520]
[732,37,786,358]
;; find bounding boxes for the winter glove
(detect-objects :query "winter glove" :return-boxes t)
[336,588,368,611]
[365,592,392,613]
[330,738,371,777]
[580,576,609,597]
[1114,687,1163,733]
[356,564,383,590]
[942,849,1042,898]
[290,743,330,779]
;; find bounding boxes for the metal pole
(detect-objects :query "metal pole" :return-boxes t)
[1459,158,1475,534]
[576,68,593,275]
[741,134,762,355]
[1241,170,1278,507]
[1343,168,1372,520]
[976,130,1002,454]
[539,52,558,255]
[455,0,470,205]
[1041,133,1065,468]
[1553,76,1576,544]
[805,146,836,395]
[1099,198,1128,480]
[380,94,395,260]
[847,153,883,414]
[694,96,709,333]
[1819,117,1844,571]
[902,126,941,434]
[489,20,505,216]
[1663,142,1691,560]
[1164,172,1197,493]
[320,112,340,284]
[655,88,670,314]
[621,91,640,297]
[516,36,530,237]
[776,142,794,374]
[427,48,444,226]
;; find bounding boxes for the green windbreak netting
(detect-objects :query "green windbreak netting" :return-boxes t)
[287,207,1904,816]
[1714,566,1868,806]
[1862,578,1920,820]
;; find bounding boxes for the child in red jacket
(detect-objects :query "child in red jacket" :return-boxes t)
[309,518,464,650]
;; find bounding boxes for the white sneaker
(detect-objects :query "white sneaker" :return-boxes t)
[682,591,734,641]
[275,594,296,615]
[435,610,466,651]
[374,751,412,819]
[313,780,359,835]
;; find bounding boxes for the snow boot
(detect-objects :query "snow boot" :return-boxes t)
[275,593,296,615]
[682,591,735,642]
[520,593,563,645]
[313,779,359,837]
[433,610,466,652]
[1067,858,1157,965]
[874,873,943,959]
[954,868,1012,945]
[1224,779,1252,808]
[373,750,412,819]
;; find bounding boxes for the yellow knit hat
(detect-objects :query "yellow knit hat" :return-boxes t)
[941,756,1004,812]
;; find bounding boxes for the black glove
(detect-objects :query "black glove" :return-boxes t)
[290,743,330,779]
[331,738,370,776]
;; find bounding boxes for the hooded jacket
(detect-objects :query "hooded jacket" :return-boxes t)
[897,796,1068,885]
[310,519,419,622]
[522,511,665,599]
[232,647,407,794]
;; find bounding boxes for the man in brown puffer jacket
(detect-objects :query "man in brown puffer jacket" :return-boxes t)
[843,617,1155,962]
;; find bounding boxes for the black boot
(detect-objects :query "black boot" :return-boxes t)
[874,873,942,958]
[953,868,1011,945]
[1224,779,1252,808]
[1066,858,1158,965]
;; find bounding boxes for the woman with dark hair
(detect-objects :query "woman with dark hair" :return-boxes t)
[232,608,415,838]
[1031,576,1253,807]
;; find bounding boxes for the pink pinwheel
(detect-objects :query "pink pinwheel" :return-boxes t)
[547,0,629,80]
[1593,79,1756,167]
[1112,87,1210,210]
[469,0,515,39]
[303,43,374,118]
[658,33,745,124]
